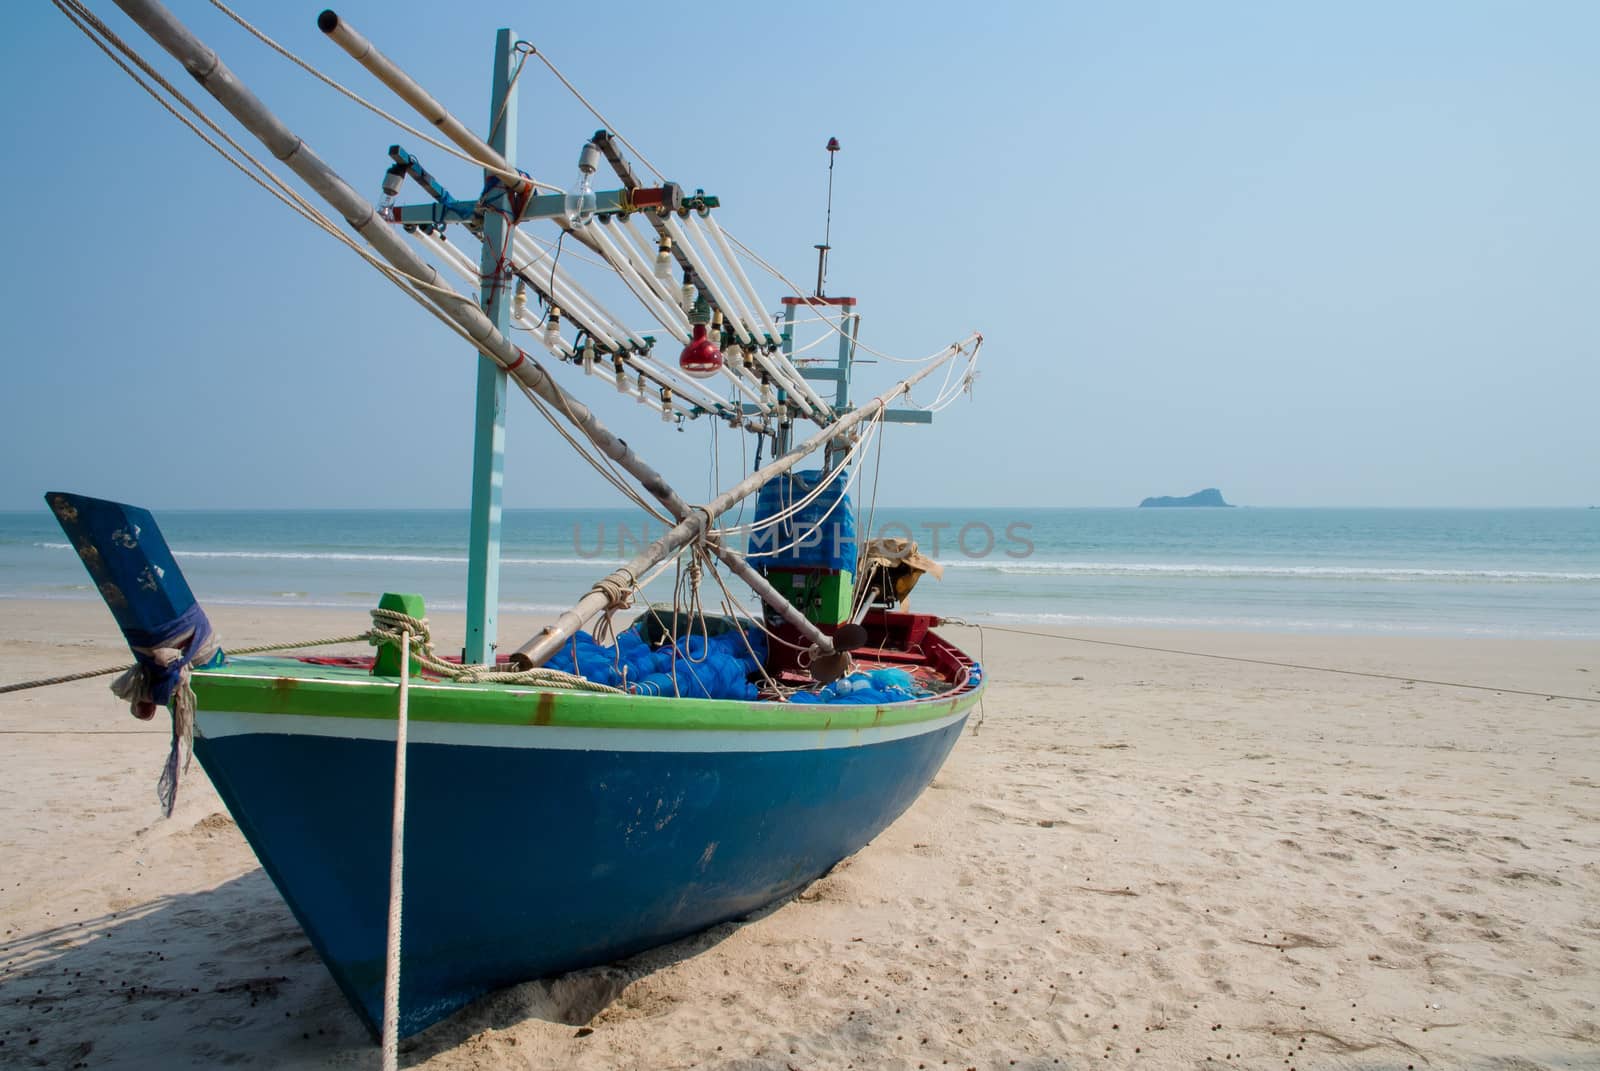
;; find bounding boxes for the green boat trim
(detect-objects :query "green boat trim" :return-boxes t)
[193,656,983,734]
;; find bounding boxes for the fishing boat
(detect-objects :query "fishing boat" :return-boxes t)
[48,0,985,1044]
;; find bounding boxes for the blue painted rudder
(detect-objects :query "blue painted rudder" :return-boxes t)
[46,492,217,705]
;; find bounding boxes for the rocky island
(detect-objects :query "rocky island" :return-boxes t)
[1139,488,1233,508]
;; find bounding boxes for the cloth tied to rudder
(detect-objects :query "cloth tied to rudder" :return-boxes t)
[108,603,221,817]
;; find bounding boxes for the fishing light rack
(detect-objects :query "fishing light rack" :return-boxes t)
[377,129,843,428]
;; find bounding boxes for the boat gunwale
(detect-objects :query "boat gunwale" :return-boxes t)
[192,658,983,734]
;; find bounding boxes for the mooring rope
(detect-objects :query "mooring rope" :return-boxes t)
[938,620,1600,705]
[0,634,366,696]
[380,626,410,1071]
[367,609,620,691]
[1,611,621,698]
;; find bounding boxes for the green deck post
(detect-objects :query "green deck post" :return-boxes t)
[373,592,426,677]
[465,28,519,664]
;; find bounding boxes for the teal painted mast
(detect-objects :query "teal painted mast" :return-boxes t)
[465,29,519,664]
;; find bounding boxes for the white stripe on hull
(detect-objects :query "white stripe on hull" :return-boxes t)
[197,707,970,753]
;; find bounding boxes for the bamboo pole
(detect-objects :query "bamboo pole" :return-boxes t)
[315,9,606,258]
[316,10,534,199]
[108,0,842,659]
[509,338,978,669]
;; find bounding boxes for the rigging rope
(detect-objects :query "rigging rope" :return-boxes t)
[205,0,561,192]
[1,611,619,697]
[51,2,722,539]
[722,229,979,368]
[203,0,829,424]
[715,408,885,542]
[53,0,485,323]
[521,46,666,184]
[187,0,979,422]
[936,621,1600,705]
[47,1,983,699]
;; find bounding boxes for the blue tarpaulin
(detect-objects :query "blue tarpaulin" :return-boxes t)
[745,469,856,572]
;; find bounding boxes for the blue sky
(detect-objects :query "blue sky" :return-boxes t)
[3,0,1596,509]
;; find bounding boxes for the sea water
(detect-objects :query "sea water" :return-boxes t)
[1,507,1595,639]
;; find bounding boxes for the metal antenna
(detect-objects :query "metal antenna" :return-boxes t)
[814,136,840,297]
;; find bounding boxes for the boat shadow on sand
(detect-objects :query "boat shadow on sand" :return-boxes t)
[0,861,798,1067]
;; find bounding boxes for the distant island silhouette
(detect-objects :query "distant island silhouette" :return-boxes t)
[1139,488,1233,508]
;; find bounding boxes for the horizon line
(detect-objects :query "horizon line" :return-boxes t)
[2,503,1595,513]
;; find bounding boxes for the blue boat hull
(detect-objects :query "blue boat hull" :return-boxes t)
[193,710,967,1038]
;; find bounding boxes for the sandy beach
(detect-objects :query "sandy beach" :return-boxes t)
[1,598,1596,1069]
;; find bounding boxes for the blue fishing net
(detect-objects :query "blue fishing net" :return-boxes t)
[543,622,769,701]
[787,667,927,706]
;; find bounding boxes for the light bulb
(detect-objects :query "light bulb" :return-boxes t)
[614,358,629,393]
[378,164,404,219]
[512,280,527,321]
[660,390,674,422]
[565,173,596,229]
[543,308,561,350]
[723,344,742,374]
[636,371,649,403]
[653,238,674,284]
[679,323,723,379]
[679,275,696,314]
[564,140,602,228]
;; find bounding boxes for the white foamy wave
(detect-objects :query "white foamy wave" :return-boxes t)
[33,542,620,567]
[32,541,1591,582]
[937,559,1600,583]
[975,610,1600,639]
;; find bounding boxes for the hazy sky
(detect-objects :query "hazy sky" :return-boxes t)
[3,0,1595,510]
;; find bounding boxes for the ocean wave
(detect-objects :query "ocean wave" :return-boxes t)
[32,542,621,567]
[0,591,596,616]
[937,559,1600,582]
[27,542,1596,583]
[975,610,1600,639]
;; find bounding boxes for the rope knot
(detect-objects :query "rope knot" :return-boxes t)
[369,608,432,653]
[591,572,636,612]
